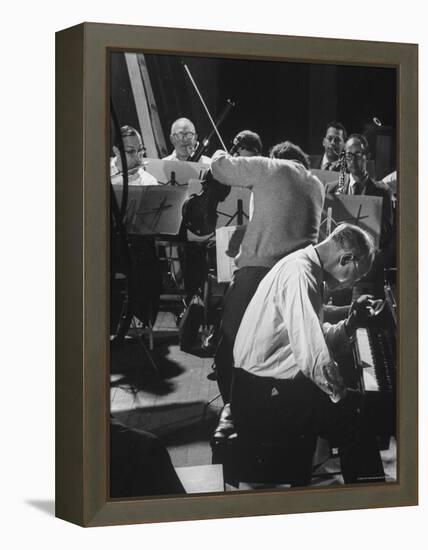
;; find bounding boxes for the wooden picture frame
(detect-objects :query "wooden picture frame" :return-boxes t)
[55,22,418,527]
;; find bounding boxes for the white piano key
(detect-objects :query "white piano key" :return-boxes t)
[362,367,379,391]
[356,328,380,391]
[356,328,374,367]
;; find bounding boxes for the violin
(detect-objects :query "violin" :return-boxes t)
[181,169,231,236]
[180,64,235,236]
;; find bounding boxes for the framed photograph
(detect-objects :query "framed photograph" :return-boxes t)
[56,22,418,527]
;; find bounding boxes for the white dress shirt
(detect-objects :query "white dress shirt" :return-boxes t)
[321,153,331,170]
[348,173,370,195]
[110,158,159,186]
[348,174,358,195]
[233,245,350,396]
[163,150,211,164]
[321,153,340,171]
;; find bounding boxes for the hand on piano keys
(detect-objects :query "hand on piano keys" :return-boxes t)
[345,294,385,335]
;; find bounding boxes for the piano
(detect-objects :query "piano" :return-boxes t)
[351,280,397,445]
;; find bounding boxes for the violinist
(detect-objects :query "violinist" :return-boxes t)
[231,130,262,158]
[111,125,158,186]
[212,141,324,438]
[163,117,211,164]
[162,117,210,303]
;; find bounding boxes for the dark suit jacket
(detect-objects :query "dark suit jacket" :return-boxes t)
[310,155,376,177]
[324,175,394,250]
[309,154,341,171]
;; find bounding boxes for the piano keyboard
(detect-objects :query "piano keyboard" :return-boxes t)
[355,327,394,393]
[348,281,396,443]
[355,328,378,391]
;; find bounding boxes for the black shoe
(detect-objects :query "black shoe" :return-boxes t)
[213,404,237,440]
[201,331,218,356]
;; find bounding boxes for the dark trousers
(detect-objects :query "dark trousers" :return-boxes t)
[110,419,185,498]
[180,242,208,299]
[231,369,385,484]
[214,266,270,402]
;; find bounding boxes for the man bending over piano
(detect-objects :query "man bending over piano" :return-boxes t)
[231,223,386,484]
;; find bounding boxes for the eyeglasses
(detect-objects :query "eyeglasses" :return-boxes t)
[172,131,196,141]
[345,151,366,160]
[124,147,145,155]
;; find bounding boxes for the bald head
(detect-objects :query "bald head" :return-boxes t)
[170,117,195,135]
[170,118,198,160]
[316,223,375,292]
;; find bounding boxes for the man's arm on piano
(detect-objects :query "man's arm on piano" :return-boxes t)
[323,304,350,324]
[322,320,351,356]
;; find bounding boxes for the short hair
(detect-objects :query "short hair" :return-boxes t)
[325,121,347,140]
[113,125,143,151]
[233,130,263,155]
[269,141,310,169]
[329,223,375,266]
[120,125,142,141]
[346,133,370,153]
[170,117,195,134]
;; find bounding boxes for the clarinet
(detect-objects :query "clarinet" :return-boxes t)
[336,151,347,194]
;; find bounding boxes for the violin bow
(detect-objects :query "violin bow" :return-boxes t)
[183,63,228,152]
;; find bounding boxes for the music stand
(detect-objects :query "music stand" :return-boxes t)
[218,198,248,227]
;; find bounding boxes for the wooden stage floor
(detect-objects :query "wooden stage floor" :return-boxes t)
[110,311,397,492]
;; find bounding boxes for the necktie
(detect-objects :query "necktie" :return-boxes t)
[353,181,364,195]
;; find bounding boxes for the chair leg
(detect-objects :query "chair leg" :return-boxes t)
[130,317,159,375]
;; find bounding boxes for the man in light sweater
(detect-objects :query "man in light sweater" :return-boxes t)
[232,223,385,484]
[211,141,325,414]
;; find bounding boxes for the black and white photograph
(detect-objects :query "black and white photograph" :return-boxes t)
[2,0,426,541]
[109,50,398,498]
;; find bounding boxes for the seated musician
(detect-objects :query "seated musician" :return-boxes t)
[111,125,158,186]
[110,124,162,336]
[312,121,347,171]
[231,129,262,158]
[163,117,210,164]
[325,134,395,293]
[161,117,211,303]
[231,223,386,484]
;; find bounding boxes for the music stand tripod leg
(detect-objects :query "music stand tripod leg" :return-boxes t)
[218,198,248,228]
[130,316,159,376]
[140,338,159,375]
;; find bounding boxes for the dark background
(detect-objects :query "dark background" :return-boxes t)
[111,52,396,177]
